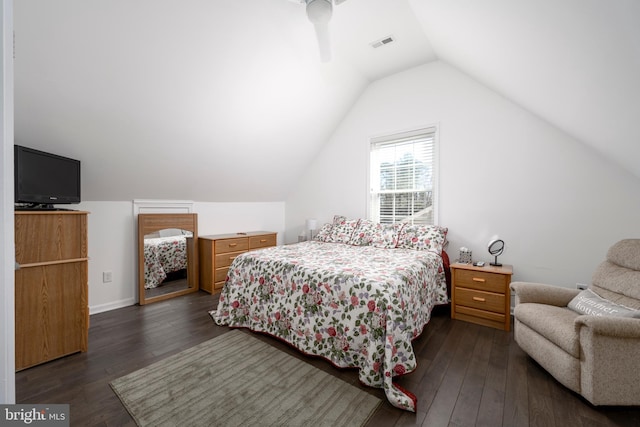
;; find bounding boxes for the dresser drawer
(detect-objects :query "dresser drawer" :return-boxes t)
[215,250,245,268]
[215,267,230,283]
[249,234,276,249]
[214,280,226,292]
[215,238,249,254]
[455,268,507,293]
[455,287,506,314]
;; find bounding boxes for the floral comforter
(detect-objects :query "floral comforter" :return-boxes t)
[212,240,449,411]
[143,236,188,289]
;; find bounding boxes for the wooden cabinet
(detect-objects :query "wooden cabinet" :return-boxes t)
[14,211,89,371]
[198,231,277,293]
[450,262,513,331]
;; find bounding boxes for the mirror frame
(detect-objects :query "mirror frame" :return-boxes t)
[138,213,199,305]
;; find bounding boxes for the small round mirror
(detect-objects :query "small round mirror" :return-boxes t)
[488,239,504,256]
[487,238,504,266]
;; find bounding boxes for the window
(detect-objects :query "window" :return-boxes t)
[369,127,438,225]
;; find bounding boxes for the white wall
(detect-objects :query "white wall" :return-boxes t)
[196,202,285,237]
[285,60,640,287]
[81,200,285,314]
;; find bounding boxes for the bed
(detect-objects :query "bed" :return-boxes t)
[212,217,449,411]
[143,233,191,289]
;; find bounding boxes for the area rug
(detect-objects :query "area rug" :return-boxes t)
[110,329,381,427]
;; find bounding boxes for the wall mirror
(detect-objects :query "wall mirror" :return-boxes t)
[138,213,199,305]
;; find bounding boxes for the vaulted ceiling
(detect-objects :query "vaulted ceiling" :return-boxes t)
[13,0,640,202]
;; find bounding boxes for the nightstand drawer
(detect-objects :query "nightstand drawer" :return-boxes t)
[215,250,245,268]
[455,287,506,314]
[455,306,506,328]
[215,238,249,254]
[249,234,276,249]
[455,269,506,293]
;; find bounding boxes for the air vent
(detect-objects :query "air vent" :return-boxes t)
[370,35,395,49]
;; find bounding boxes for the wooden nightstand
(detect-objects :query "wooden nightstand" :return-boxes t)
[450,262,513,331]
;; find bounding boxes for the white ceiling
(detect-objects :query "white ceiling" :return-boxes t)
[13,0,640,202]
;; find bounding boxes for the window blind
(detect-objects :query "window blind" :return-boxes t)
[370,127,437,225]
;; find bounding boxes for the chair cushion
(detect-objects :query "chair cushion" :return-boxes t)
[514,303,581,357]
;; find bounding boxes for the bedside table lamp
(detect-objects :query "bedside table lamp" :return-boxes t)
[306,218,317,241]
[488,237,505,267]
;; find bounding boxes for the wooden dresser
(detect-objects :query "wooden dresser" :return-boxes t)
[198,231,277,293]
[450,262,513,331]
[14,211,89,370]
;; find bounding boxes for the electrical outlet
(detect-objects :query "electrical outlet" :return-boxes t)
[576,283,588,290]
[103,271,113,283]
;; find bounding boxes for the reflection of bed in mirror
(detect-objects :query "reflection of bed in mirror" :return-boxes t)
[143,230,192,289]
[138,213,199,305]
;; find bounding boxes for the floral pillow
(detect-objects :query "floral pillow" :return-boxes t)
[398,224,448,253]
[328,217,360,244]
[371,223,406,249]
[314,223,333,242]
[332,215,346,225]
[348,219,378,246]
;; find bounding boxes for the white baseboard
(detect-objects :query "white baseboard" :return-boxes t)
[90,298,136,315]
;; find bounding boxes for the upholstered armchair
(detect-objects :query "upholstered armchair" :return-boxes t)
[510,239,640,406]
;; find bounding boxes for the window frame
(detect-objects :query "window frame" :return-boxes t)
[367,125,440,225]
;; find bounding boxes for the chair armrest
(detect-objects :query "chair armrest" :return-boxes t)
[576,315,640,405]
[510,282,580,306]
[575,315,640,338]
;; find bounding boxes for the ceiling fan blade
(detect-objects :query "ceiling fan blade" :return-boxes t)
[313,22,332,62]
[306,0,333,62]
[288,0,348,4]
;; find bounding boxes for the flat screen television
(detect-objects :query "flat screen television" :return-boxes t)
[14,145,81,210]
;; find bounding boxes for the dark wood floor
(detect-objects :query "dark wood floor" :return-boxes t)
[16,291,640,427]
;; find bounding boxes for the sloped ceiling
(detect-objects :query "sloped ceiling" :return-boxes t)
[409,0,640,180]
[14,0,640,203]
